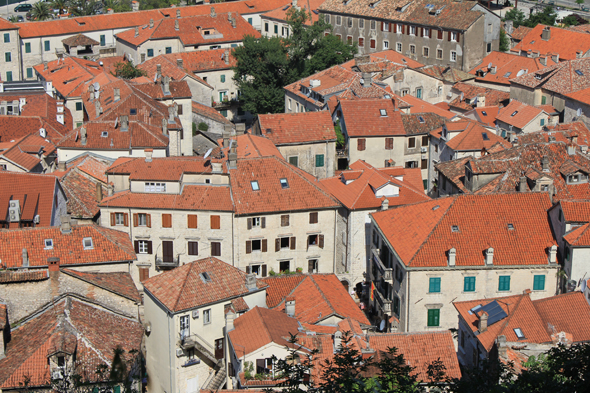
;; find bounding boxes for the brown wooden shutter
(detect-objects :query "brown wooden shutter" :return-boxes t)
[389,23,392,32]
[261,217,266,228]
[308,260,315,273]
[133,213,138,227]
[448,31,451,41]
[147,241,152,254]
[247,218,252,229]
[110,213,115,226]
[438,29,443,39]
[381,21,384,31]
[134,240,139,253]
[419,27,423,36]
[187,215,197,229]
[429,28,432,38]
[402,24,405,34]
[275,238,280,252]
[456,32,461,43]
[310,212,318,224]
[261,239,267,252]
[211,215,220,229]
[123,213,128,226]
[261,264,267,277]
[162,214,172,228]
[146,214,151,228]
[290,237,296,250]
[246,241,252,254]
[319,234,324,249]
[246,266,251,274]
[139,267,149,282]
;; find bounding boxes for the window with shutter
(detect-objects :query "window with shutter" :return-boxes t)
[308,259,318,273]
[358,37,364,47]
[281,215,289,227]
[187,215,198,228]
[358,138,366,151]
[246,241,252,254]
[133,213,138,227]
[211,242,221,256]
[438,30,443,39]
[111,213,115,226]
[139,268,149,282]
[310,212,318,224]
[370,39,376,49]
[385,138,393,150]
[427,309,440,327]
[211,215,221,229]
[290,237,296,250]
[162,214,172,228]
[123,213,128,226]
[533,275,545,290]
[319,234,324,248]
[188,241,198,256]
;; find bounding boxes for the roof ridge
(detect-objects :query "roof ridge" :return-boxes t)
[273,275,307,309]
[308,275,337,318]
[172,263,195,312]
[256,306,274,345]
[495,292,530,346]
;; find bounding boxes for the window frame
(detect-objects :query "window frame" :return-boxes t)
[427,309,440,327]
[533,275,545,291]
[498,275,511,291]
[428,277,441,293]
[203,309,211,324]
[464,276,476,292]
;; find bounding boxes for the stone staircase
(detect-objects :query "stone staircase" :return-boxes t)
[205,367,227,392]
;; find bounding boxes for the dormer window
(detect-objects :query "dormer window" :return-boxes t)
[507,223,514,230]
[251,180,260,191]
[200,272,211,283]
[101,131,108,138]
[569,174,580,183]
[451,225,459,233]
[83,237,93,249]
[418,116,425,123]
[44,239,54,249]
[380,109,387,116]
[145,182,166,192]
[130,108,137,115]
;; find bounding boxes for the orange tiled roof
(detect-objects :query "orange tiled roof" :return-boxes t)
[469,51,557,86]
[450,82,510,111]
[368,331,461,380]
[372,193,556,268]
[116,13,260,47]
[340,50,424,74]
[105,155,222,180]
[229,156,340,215]
[417,65,474,83]
[454,291,590,352]
[61,268,140,302]
[394,94,455,119]
[0,17,17,31]
[468,105,499,126]
[0,224,136,268]
[511,57,590,94]
[192,101,232,125]
[438,120,511,152]
[496,100,546,129]
[262,274,370,326]
[263,0,325,25]
[564,222,590,245]
[338,99,404,137]
[228,306,303,357]
[0,297,143,390]
[511,25,532,41]
[258,111,336,145]
[0,172,60,227]
[559,199,590,222]
[0,134,56,172]
[34,57,109,99]
[511,24,590,61]
[143,257,267,313]
[0,269,48,283]
[217,133,283,159]
[319,160,430,210]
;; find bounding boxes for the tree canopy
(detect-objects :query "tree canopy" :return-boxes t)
[504,6,557,29]
[232,8,357,115]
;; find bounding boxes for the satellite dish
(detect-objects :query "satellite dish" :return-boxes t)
[379,319,386,331]
[93,82,100,91]
[203,148,213,159]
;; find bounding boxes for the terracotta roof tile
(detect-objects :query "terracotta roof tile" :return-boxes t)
[559,199,590,222]
[258,111,336,145]
[511,24,590,61]
[217,133,282,159]
[143,257,267,313]
[263,0,325,25]
[441,120,511,152]
[338,99,404,137]
[0,17,17,31]
[105,155,222,181]
[511,25,532,41]
[496,100,546,129]
[229,156,340,215]
[394,94,455,119]
[512,57,590,94]
[417,65,475,83]
[319,160,430,210]
[262,274,306,308]
[0,134,56,172]
[61,268,140,302]
[0,269,48,283]
[450,82,510,111]
[469,51,557,86]
[62,33,99,47]
[0,224,136,268]
[192,101,232,125]
[372,193,556,267]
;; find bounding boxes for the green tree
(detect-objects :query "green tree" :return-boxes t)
[524,6,557,28]
[576,0,585,9]
[70,0,101,16]
[139,0,179,10]
[103,0,132,12]
[334,125,345,149]
[7,15,19,23]
[562,15,580,27]
[113,61,147,79]
[50,0,69,15]
[232,35,291,114]
[499,29,510,52]
[503,8,526,28]
[30,2,52,21]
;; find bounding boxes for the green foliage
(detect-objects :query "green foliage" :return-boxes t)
[562,15,580,27]
[198,122,209,132]
[503,8,526,28]
[139,0,179,10]
[113,62,147,79]
[7,15,19,22]
[334,125,345,149]
[69,0,102,16]
[524,6,558,28]
[576,0,585,6]
[232,8,357,115]
[30,2,52,21]
[499,29,510,52]
[244,361,254,380]
[50,0,68,15]
[103,0,132,13]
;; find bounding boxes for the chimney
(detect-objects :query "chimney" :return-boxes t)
[96,182,103,202]
[223,124,232,147]
[228,11,232,21]
[163,76,170,95]
[497,335,507,358]
[224,49,230,65]
[43,61,48,71]
[121,115,129,131]
[334,331,342,351]
[245,273,257,290]
[60,215,72,234]
[149,18,154,28]
[145,148,153,162]
[572,134,579,145]
[48,257,60,272]
[491,66,497,75]
[540,56,547,66]
[236,123,246,134]
[381,198,389,210]
[519,176,527,192]
[175,19,179,31]
[114,88,120,102]
[285,297,296,317]
[292,0,299,9]
[228,143,238,170]
[485,247,494,265]
[156,64,161,80]
[168,106,175,122]
[108,8,114,14]
[22,248,29,268]
[225,309,236,333]
[542,156,549,171]
[176,9,181,18]
[448,247,456,266]
[361,72,372,86]
[94,100,101,117]
[177,58,183,68]
[476,93,485,107]
[81,127,87,145]
[131,0,139,11]
[57,161,66,171]
[135,26,139,37]
[107,184,114,197]
[548,244,557,264]
[541,26,551,41]
[89,85,95,100]
[567,144,576,155]
[210,7,216,17]
[162,118,168,135]
[478,311,488,333]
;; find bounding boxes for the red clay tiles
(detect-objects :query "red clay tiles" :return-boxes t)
[61,268,141,302]
[257,111,336,145]
[469,51,557,86]
[511,24,590,61]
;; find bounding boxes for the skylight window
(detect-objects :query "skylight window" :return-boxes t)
[451,225,459,232]
[251,180,260,191]
[200,272,212,283]
[511,111,518,117]
[504,72,511,78]
[482,132,489,141]
[576,70,584,76]
[130,108,137,115]
[432,205,439,211]
[380,109,387,116]
[508,223,515,230]
[514,328,525,339]
[101,131,108,138]
[83,237,93,250]
[481,111,487,116]
[44,239,54,249]
[418,116,425,123]
[280,178,289,189]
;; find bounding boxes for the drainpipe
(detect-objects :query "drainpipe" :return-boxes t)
[333,209,338,274]
[405,269,410,332]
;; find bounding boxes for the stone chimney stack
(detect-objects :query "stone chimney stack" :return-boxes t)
[541,26,551,41]
[60,215,72,234]
[135,26,139,37]
[223,124,232,147]
[361,72,372,86]
[176,9,181,18]
[131,0,139,11]
[168,106,175,123]
[448,247,456,266]
[225,309,236,333]
[22,248,29,268]
[121,115,129,131]
[96,182,103,202]
[549,244,557,264]
[228,142,238,170]
[163,76,170,95]
[156,64,161,80]
[89,85,94,100]
[114,88,120,102]
[149,18,154,28]
[519,176,527,192]
[175,19,179,31]
[245,273,257,291]
[540,56,547,66]
[334,331,342,351]
[210,7,216,17]
[497,335,507,358]
[48,257,60,272]
[381,198,389,211]
[485,247,494,265]
[478,311,488,333]
[162,118,168,135]
[542,156,549,171]
[224,49,230,65]
[177,58,183,68]
[145,148,153,162]
[285,297,295,317]
[81,127,87,145]
[476,93,486,107]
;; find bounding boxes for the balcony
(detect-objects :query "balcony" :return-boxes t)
[372,249,393,281]
[212,98,239,110]
[374,287,392,314]
[180,333,218,364]
[336,148,348,158]
[155,256,179,268]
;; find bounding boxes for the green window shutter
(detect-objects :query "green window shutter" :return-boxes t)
[427,309,439,327]
[221,75,226,83]
[541,96,547,105]
[113,386,121,393]
[540,118,545,126]
[44,40,50,51]
[166,47,172,54]
[76,102,83,111]
[315,154,324,167]
[289,156,298,167]
[221,110,228,117]
[26,68,33,78]
[533,275,545,291]
[25,42,31,53]
[274,25,278,34]
[248,18,253,24]
[4,33,9,43]
[429,277,441,293]
[464,276,475,292]
[100,35,106,46]
[498,275,510,291]
[6,71,12,82]
[5,52,11,62]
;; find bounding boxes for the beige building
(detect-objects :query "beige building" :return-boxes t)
[253,111,337,178]
[142,257,267,393]
[0,18,21,82]
[369,193,559,333]
[495,100,556,136]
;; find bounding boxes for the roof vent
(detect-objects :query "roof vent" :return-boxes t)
[448,247,456,266]
[309,79,321,88]
[485,247,494,265]
[200,272,211,283]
